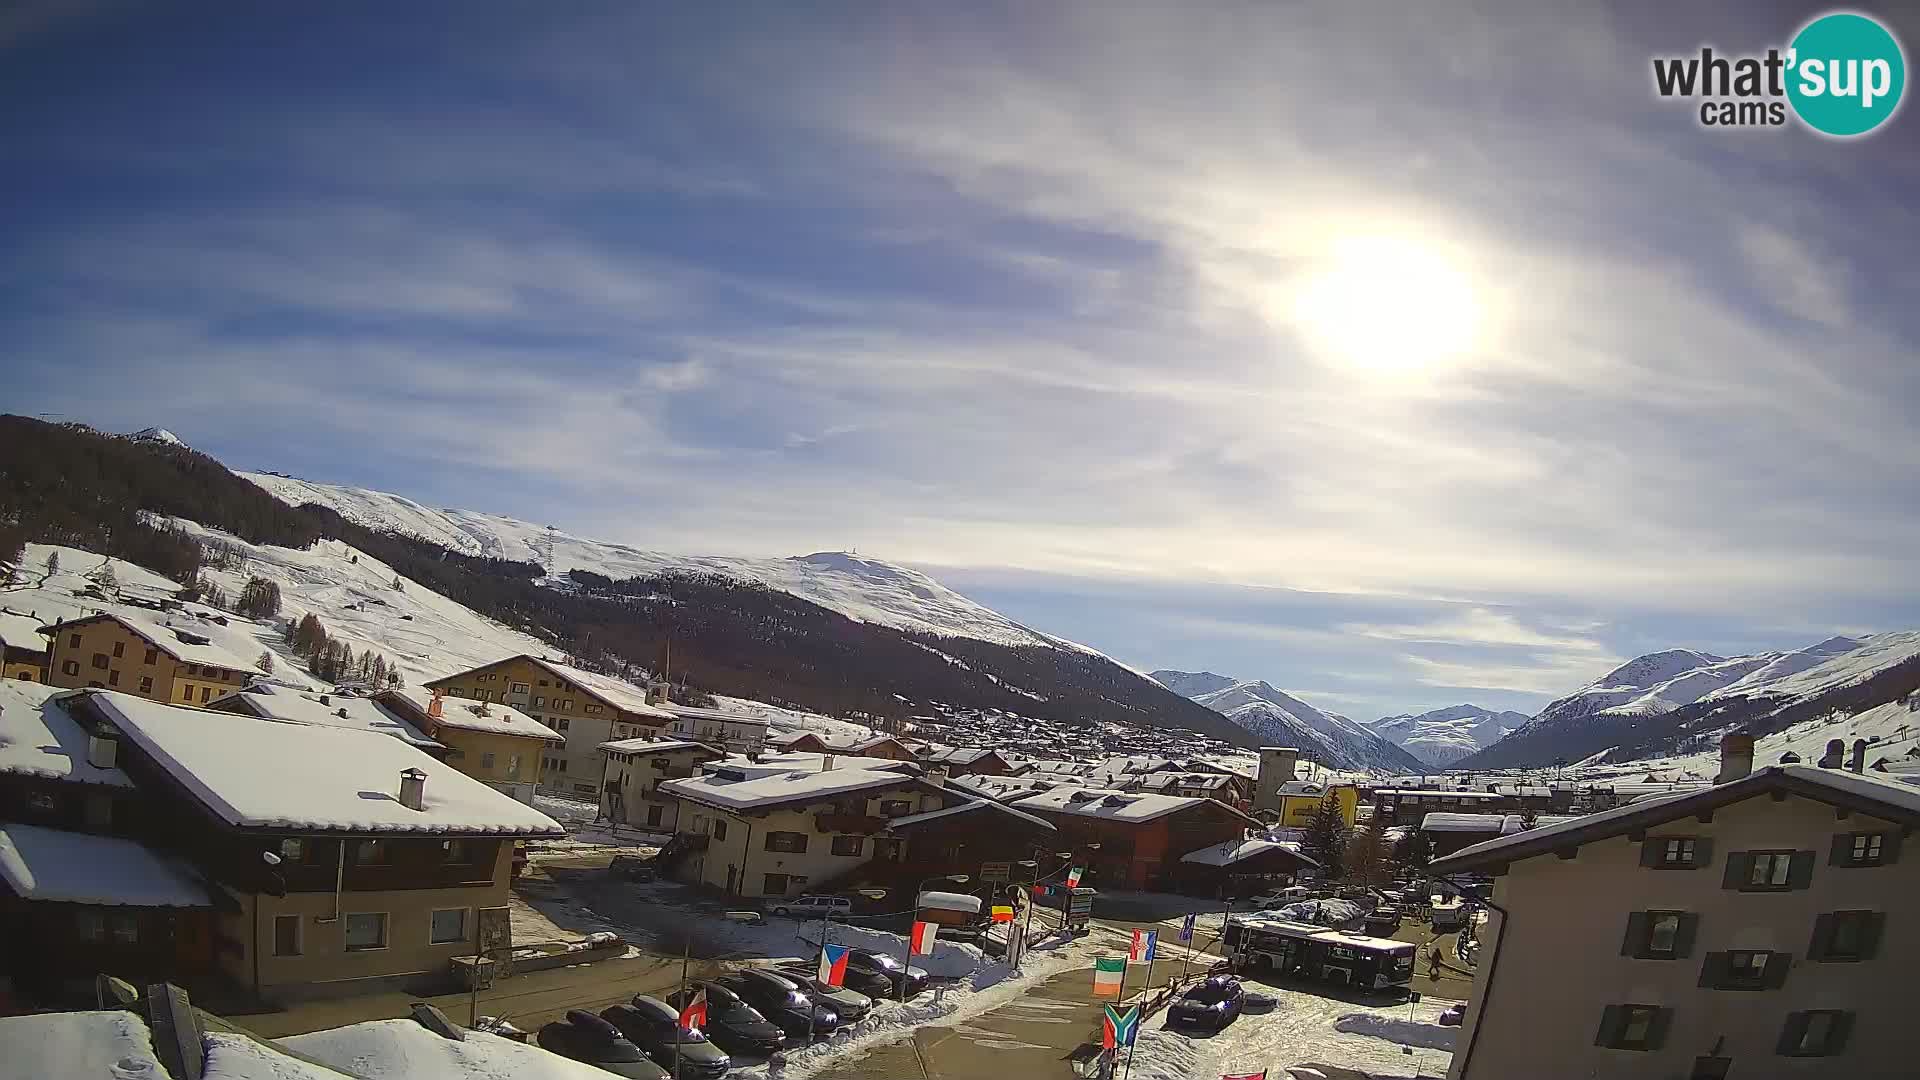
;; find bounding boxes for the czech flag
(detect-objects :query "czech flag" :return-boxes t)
[991,904,1015,923]
[817,943,852,987]
[1101,1004,1140,1049]
[911,920,939,955]
[1130,929,1157,963]
[1065,866,1083,888]
[1092,956,1125,996]
[677,988,707,1032]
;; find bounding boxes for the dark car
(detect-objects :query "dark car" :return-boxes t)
[842,948,930,1000]
[600,999,731,1079]
[716,970,839,1038]
[664,982,785,1059]
[536,1010,672,1079]
[771,963,875,1022]
[1166,975,1245,1032]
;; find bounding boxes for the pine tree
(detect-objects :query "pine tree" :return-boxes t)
[293,613,326,656]
[1344,827,1391,888]
[46,551,60,575]
[392,574,404,591]
[370,654,388,686]
[1393,830,1433,872]
[238,576,281,619]
[385,667,401,688]
[256,650,274,675]
[1302,792,1348,879]
[98,561,118,588]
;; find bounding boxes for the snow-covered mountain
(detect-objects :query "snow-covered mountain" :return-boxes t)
[1362,705,1530,768]
[127,427,186,447]
[1150,671,1423,773]
[1461,634,1920,769]
[243,472,1086,653]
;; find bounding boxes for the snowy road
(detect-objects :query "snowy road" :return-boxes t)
[1124,986,1457,1080]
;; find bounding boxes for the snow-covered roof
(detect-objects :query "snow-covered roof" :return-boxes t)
[0,609,48,651]
[0,823,211,907]
[90,691,564,836]
[0,682,133,788]
[1432,764,1920,873]
[886,791,1054,831]
[1419,813,1510,833]
[274,1017,643,1080]
[919,746,1002,765]
[661,765,919,812]
[1139,771,1236,791]
[1011,786,1254,825]
[1180,836,1315,867]
[599,737,721,756]
[216,687,443,749]
[710,750,919,778]
[916,890,982,912]
[56,610,259,674]
[661,703,771,727]
[524,657,674,719]
[0,1012,168,1080]
[1276,780,1326,795]
[1373,788,1502,798]
[387,687,563,742]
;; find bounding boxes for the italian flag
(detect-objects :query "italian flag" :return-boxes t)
[910,920,939,955]
[1065,866,1083,888]
[1092,956,1125,996]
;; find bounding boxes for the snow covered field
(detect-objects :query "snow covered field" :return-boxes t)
[1125,988,1457,1080]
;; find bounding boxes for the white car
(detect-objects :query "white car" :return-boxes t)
[771,894,854,918]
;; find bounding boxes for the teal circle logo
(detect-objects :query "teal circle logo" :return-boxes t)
[1787,12,1906,137]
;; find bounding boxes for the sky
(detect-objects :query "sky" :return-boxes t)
[4,2,1919,722]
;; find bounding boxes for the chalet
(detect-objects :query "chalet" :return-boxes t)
[426,656,673,799]
[42,612,256,705]
[1370,786,1504,827]
[0,610,48,682]
[1432,734,1915,1079]
[917,745,1015,777]
[655,755,1052,900]
[379,688,564,803]
[661,703,770,755]
[1008,787,1259,891]
[1418,811,1586,857]
[1174,836,1319,898]
[65,689,563,1003]
[597,738,726,831]
[1132,770,1250,808]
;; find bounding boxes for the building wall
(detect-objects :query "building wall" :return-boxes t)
[431,727,546,787]
[4,645,46,682]
[220,842,513,993]
[600,744,722,830]
[675,781,942,898]
[1277,784,1359,829]
[1449,791,1911,1080]
[45,618,248,704]
[428,657,659,796]
[667,716,767,755]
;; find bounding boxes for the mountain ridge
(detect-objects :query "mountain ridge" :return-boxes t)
[1150,669,1423,772]
[1361,704,1530,768]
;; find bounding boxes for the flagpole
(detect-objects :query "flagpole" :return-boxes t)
[675,932,689,1080]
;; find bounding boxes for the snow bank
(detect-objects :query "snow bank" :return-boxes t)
[1274,899,1363,927]
[1333,1013,1458,1051]
[0,1010,167,1080]
[284,1019,620,1080]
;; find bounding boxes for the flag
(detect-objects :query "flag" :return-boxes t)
[1220,1072,1266,1080]
[1130,928,1157,962]
[677,988,707,1031]
[1065,866,1083,888]
[1101,1004,1140,1049]
[817,943,852,987]
[1092,956,1125,996]
[911,920,939,955]
[991,904,1015,923]
[1179,913,1197,943]
[1031,884,1047,898]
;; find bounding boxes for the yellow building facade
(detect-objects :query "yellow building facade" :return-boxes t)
[1275,782,1360,830]
[43,614,253,705]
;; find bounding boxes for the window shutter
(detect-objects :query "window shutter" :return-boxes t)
[1645,1008,1673,1050]
[1882,830,1903,865]
[1721,851,1750,889]
[1673,913,1700,958]
[1807,915,1835,962]
[1639,840,1664,868]
[1776,1012,1808,1055]
[1594,1004,1624,1047]
[1621,912,1650,957]
[1787,851,1816,889]
[1690,838,1713,868]
[1860,912,1886,959]
[1828,1011,1855,1053]
[1829,833,1853,866]
[1762,951,1793,989]
[1697,951,1728,988]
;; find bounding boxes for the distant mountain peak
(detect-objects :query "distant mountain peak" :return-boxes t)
[126,427,186,448]
[1155,669,1422,773]
[1363,704,1530,768]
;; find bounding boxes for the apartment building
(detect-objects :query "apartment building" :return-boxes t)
[42,612,256,704]
[598,737,726,831]
[0,611,48,681]
[379,688,563,803]
[661,703,770,755]
[1432,734,1913,1079]
[425,656,673,799]
[1008,786,1259,891]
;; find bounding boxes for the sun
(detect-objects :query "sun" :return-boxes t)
[1289,234,1482,374]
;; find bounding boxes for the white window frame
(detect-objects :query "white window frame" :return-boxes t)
[344,911,389,952]
[429,907,469,945]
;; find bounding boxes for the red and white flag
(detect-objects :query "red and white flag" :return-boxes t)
[1065,866,1083,888]
[678,988,707,1031]
[911,920,939,955]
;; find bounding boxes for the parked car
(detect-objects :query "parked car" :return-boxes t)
[664,983,785,1058]
[600,999,731,1078]
[769,894,853,919]
[1165,975,1245,1032]
[1363,904,1403,936]
[841,948,930,999]
[607,854,657,882]
[1438,1003,1467,1027]
[716,970,839,1037]
[536,1010,672,1079]
[771,963,875,1022]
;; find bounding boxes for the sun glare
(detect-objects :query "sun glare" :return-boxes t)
[1290,234,1482,375]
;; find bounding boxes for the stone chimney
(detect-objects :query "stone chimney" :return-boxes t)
[427,690,445,720]
[1715,731,1754,784]
[1849,739,1868,774]
[1819,738,1845,769]
[87,732,118,770]
[398,767,428,811]
[822,754,836,771]
[926,766,948,788]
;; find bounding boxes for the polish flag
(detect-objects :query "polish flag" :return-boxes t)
[911,920,939,955]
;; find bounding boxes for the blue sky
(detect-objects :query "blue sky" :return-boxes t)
[5,2,1919,721]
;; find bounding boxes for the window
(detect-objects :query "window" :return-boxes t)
[180,684,192,701]
[273,915,301,956]
[355,839,389,865]
[537,679,549,687]
[832,835,864,857]
[181,664,197,676]
[110,914,138,944]
[280,838,305,861]
[63,660,80,676]
[429,908,468,945]
[445,839,474,864]
[92,652,110,670]
[1595,1004,1668,1051]
[1833,830,1898,867]
[138,676,153,693]
[76,911,105,943]
[711,819,728,841]
[68,633,81,648]
[511,682,529,695]
[27,792,55,814]
[85,793,114,828]
[585,703,603,715]
[556,718,570,731]
[562,699,574,711]
[481,752,495,770]
[1725,850,1811,891]
[557,758,567,773]
[646,804,664,827]
[200,685,211,703]
[344,912,388,951]
[111,641,124,658]
[1778,1010,1853,1057]
[765,831,808,853]
[107,669,119,686]
[881,799,913,817]
[144,648,158,665]
[572,783,596,794]
[1725,950,1771,986]
[1810,910,1883,962]
[764,873,791,895]
[533,696,546,707]
[506,754,520,779]
[650,757,671,771]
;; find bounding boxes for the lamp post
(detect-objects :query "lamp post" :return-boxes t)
[1018,849,1075,955]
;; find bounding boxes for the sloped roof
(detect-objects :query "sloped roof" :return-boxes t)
[887,790,1054,831]
[50,611,258,673]
[1011,786,1257,826]
[0,823,211,907]
[383,687,563,742]
[215,687,443,749]
[1179,836,1316,868]
[1419,812,1509,833]
[429,656,672,720]
[0,610,48,652]
[599,737,722,756]
[660,766,917,812]
[0,682,133,788]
